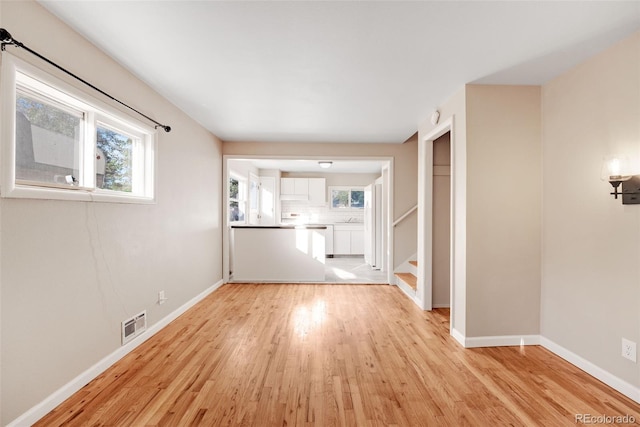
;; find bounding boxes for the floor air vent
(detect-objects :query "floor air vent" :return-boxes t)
[121,311,146,345]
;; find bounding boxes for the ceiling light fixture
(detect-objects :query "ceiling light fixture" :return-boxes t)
[318,161,333,169]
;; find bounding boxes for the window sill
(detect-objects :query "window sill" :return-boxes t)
[1,184,156,204]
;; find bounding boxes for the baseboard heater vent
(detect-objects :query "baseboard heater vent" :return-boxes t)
[121,311,146,345]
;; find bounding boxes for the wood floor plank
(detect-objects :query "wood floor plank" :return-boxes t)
[35,284,640,426]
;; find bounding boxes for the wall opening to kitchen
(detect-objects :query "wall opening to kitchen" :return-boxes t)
[222,156,393,284]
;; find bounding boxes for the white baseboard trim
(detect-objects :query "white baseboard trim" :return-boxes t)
[393,282,421,308]
[432,303,451,308]
[450,328,465,347]
[463,334,541,348]
[8,279,224,427]
[448,332,640,404]
[540,336,640,404]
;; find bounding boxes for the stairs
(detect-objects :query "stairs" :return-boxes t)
[394,256,418,303]
[395,273,417,291]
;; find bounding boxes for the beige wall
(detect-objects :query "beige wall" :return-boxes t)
[223,137,418,268]
[0,1,223,423]
[541,32,640,386]
[465,85,542,337]
[419,85,541,338]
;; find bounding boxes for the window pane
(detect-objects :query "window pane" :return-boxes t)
[350,190,364,208]
[16,92,81,185]
[229,201,245,222]
[332,189,349,208]
[96,126,133,192]
[229,178,239,199]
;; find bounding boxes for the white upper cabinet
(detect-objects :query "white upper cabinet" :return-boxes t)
[281,177,325,204]
[307,178,326,205]
[281,178,308,200]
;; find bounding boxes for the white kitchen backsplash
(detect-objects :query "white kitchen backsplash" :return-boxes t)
[281,201,364,224]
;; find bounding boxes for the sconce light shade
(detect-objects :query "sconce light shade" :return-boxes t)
[601,155,632,182]
[318,161,333,169]
[601,155,639,202]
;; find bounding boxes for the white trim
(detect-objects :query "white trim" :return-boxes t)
[450,327,465,347]
[7,279,224,427]
[446,331,640,404]
[382,162,394,285]
[463,334,541,348]
[418,117,455,317]
[1,53,157,204]
[393,282,420,306]
[540,336,640,404]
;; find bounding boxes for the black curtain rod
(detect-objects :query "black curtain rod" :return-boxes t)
[0,28,171,132]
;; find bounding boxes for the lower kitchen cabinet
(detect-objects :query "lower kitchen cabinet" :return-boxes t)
[324,224,334,256]
[333,225,364,255]
[334,230,351,255]
[350,230,365,254]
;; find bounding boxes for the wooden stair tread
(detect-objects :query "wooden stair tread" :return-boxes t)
[409,260,417,267]
[395,272,417,291]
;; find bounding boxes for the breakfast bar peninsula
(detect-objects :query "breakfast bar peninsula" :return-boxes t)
[230,225,326,282]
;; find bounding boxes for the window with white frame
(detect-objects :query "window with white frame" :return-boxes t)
[229,174,247,223]
[330,186,365,209]
[1,54,156,203]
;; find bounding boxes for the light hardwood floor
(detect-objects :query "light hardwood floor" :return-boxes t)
[36,284,639,426]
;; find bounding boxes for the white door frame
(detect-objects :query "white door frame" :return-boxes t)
[258,176,276,225]
[418,117,456,329]
[248,172,260,225]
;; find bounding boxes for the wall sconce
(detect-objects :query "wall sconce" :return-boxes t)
[602,155,640,204]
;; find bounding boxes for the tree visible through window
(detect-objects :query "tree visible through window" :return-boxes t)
[229,176,246,223]
[331,187,365,209]
[4,57,156,202]
[96,126,133,192]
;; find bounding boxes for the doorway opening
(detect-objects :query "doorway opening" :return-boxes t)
[418,116,460,338]
[222,156,394,285]
[432,132,451,309]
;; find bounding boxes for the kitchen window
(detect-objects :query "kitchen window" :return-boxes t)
[330,186,365,209]
[1,54,156,203]
[229,174,247,223]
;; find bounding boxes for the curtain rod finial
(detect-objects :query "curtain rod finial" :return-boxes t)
[156,125,171,133]
[0,28,13,44]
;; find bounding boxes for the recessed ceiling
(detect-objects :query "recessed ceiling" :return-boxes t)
[39,1,640,144]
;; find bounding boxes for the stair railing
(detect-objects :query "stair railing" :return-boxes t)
[392,204,417,227]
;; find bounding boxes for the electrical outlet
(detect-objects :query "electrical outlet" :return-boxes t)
[158,290,167,305]
[622,338,636,362]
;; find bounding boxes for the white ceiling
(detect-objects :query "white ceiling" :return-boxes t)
[39,1,640,144]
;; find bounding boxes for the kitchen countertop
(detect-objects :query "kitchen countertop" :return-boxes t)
[231,224,327,229]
